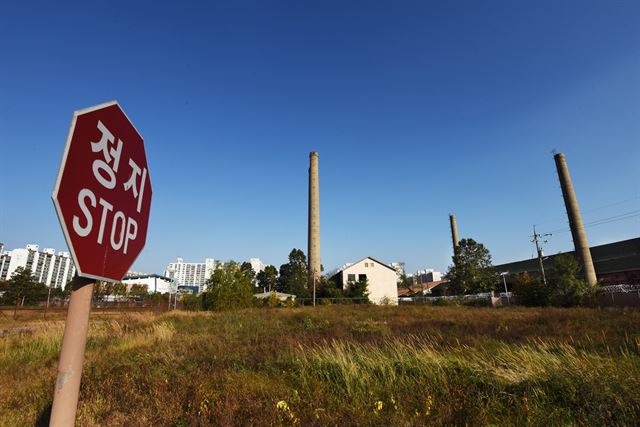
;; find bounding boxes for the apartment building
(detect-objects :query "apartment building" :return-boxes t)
[0,244,76,288]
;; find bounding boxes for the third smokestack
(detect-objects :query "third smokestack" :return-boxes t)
[553,152,597,287]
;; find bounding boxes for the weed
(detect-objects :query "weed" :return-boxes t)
[0,306,638,425]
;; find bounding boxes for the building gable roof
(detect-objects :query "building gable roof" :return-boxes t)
[331,256,397,277]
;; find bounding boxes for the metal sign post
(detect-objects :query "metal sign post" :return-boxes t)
[49,276,94,426]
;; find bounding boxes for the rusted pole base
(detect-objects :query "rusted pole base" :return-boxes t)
[49,275,94,426]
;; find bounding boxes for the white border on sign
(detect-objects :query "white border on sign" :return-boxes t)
[51,100,149,283]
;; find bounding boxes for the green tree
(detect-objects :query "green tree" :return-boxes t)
[240,261,256,283]
[549,254,590,307]
[63,280,74,298]
[129,284,148,299]
[256,265,278,292]
[317,277,344,301]
[182,293,203,311]
[203,261,255,311]
[113,282,128,300]
[446,238,499,295]
[148,292,167,307]
[344,278,370,304]
[398,273,414,296]
[277,249,309,298]
[512,272,552,306]
[49,286,66,300]
[5,268,47,317]
[93,281,103,299]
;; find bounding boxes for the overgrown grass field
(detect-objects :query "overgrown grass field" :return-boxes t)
[1,306,639,425]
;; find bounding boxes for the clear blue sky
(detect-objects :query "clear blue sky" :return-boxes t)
[1,0,639,275]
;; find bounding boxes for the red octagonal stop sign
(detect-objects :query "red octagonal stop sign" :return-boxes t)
[52,101,152,282]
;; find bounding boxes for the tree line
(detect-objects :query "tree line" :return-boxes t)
[0,267,153,308]
[444,238,594,306]
[196,248,369,310]
[1,239,598,312]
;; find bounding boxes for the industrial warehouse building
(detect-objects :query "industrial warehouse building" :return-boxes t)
[494,237,640,285]
[330,257,399,304]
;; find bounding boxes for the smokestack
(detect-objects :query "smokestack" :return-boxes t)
[308,151,321,286]
[449,214,460,254]
[553,152,597,286]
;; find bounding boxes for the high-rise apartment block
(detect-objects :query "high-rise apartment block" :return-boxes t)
[164,257,218,292]
[0,244,76,288]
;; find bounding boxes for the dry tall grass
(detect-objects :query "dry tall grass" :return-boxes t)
[0,306,638,426]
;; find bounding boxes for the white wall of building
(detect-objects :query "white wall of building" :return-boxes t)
[335,257,398,305]
[249,258,265,274]
[414,269,443,283]
[122,275,172,294]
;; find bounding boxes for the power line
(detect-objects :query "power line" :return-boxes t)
[544,209,640,234]
[536,196,640,227]
[582,196,640,215]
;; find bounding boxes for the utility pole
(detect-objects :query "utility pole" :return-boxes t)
[44,285,52,319]
[500,272,510,305]
[531,225,551,286]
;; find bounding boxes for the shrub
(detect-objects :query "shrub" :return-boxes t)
[182,293,203,311]
[461,297,488,307]
[283,296,298,308]
[266,292,282,308]
[344,279,370,304]
[513,272,552,307]
[549,254,590,307]
[432,297,453,306]
[202,261,255,311]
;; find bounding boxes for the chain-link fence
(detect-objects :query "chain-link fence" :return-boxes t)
[597,284,640,308]
[0,291,174,321]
